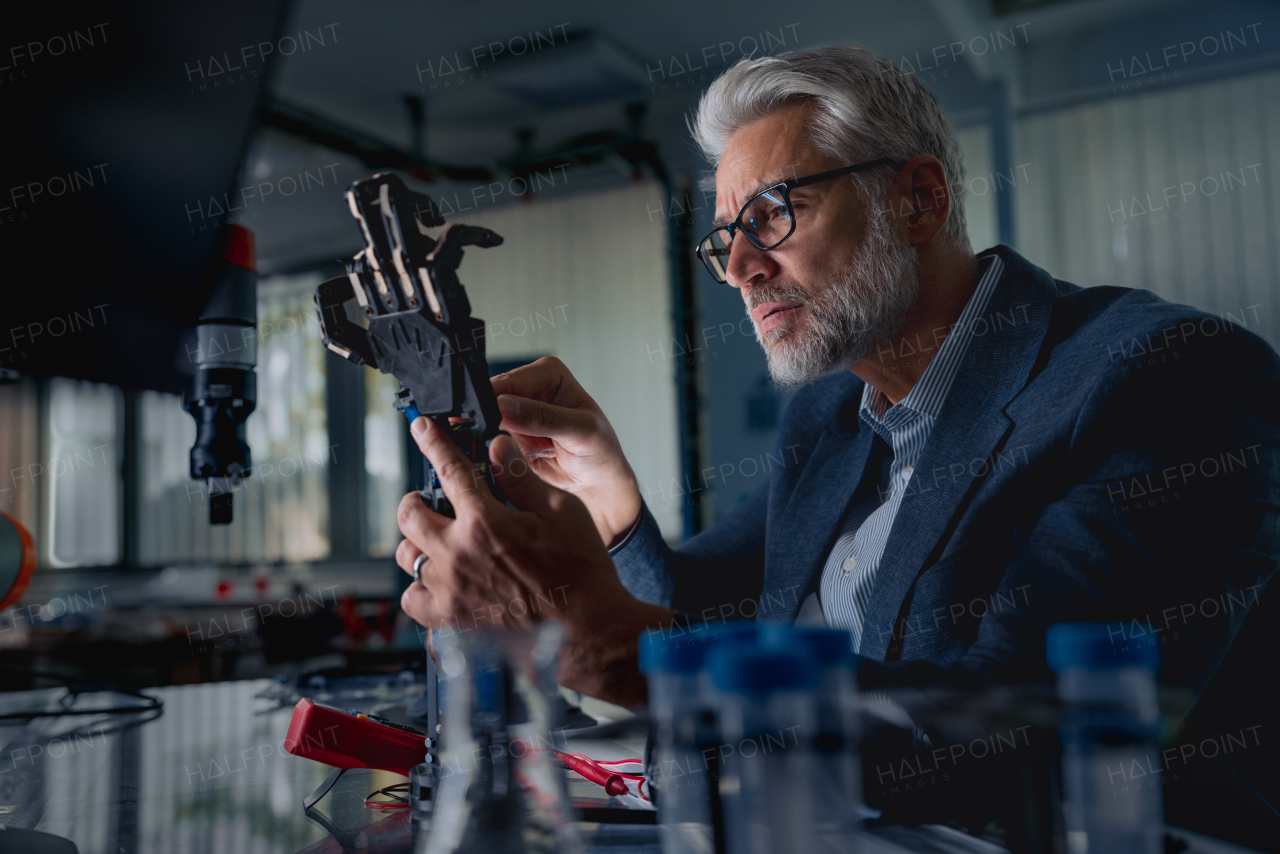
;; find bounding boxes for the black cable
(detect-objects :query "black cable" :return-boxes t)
[0,664,164,720]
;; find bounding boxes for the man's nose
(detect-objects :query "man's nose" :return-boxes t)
[725,235,777,289]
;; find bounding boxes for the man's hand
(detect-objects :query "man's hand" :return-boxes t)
[395,416,670,707]
[489,357,642,548]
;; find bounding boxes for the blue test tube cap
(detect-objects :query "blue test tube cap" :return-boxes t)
[1046,622,1160,673]
[760,625,857,668]
[637,622,758,674]
[706,643,818,696]
[637,625,715,674]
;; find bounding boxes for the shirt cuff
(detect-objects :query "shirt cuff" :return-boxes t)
[606,512,644,556]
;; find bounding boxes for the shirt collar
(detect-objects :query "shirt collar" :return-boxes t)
[859,253,1005,429]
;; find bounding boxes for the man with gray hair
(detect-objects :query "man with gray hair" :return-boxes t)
[393,45,1280,844]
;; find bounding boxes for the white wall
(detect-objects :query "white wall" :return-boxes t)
[1014,68,1280,348]
[956,122,1000,255]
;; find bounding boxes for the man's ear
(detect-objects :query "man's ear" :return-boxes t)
[892,155,952,247]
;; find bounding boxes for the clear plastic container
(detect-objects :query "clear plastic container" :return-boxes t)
[1047,623,1162,854]
[640,625,749,854]
[707,643,818,854]
[762,626,862,853]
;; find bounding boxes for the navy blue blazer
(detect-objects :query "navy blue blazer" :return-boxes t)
[613,245,1280,845]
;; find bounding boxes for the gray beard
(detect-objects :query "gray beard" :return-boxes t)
[748,210,921,390]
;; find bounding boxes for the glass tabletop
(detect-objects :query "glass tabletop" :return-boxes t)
[1,681,1255,854]
[0,680,405,854]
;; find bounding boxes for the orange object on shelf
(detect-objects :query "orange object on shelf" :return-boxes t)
[0,511,36,612]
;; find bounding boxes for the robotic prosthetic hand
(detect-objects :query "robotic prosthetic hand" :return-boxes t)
[307,174,509,815]
[314,172,506,517]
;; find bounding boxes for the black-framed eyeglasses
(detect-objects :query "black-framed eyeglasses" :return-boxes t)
[696,158,909,283]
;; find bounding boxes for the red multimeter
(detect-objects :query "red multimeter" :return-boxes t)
[284,698,429,777]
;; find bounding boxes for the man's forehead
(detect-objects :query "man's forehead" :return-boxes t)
[712,107,822,221]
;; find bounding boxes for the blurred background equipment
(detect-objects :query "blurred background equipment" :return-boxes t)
[183,225,260,525]
[5,0,288,534]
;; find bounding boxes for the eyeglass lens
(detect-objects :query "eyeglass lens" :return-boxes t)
[698,229,733,281]
[697,185,793,282]
[740,187,792,248]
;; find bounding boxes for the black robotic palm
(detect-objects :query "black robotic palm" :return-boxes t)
[315,173,506,517]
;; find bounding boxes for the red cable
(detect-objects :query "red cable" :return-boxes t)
[364,783,411,810]
[556,751,631,797]
[511,739,640,798]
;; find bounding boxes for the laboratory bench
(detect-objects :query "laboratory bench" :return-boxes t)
[0,679,1263,854]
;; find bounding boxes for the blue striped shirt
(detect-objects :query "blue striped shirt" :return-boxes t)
[816,254,1005,650]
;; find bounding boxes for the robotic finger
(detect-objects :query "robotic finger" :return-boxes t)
[315,173,506,517]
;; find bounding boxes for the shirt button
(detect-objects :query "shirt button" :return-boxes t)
[842,556,857,573]
[902,465,914,479]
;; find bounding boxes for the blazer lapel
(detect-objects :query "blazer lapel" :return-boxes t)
[760,424,875,622]
[857,376,1014,658]
[857,246,1059,660]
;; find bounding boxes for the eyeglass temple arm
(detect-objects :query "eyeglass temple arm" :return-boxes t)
[788,158,909,189]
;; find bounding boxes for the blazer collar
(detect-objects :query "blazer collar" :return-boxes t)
[856,244,1062,659]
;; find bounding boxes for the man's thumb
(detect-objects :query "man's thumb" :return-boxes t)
[491,433,552,512]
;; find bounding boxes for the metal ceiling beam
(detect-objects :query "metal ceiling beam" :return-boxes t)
[258,97,493,182]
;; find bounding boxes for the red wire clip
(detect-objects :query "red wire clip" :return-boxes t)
[510,739,641,798]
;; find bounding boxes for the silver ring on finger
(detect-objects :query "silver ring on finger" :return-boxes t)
[412,552,428,585]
